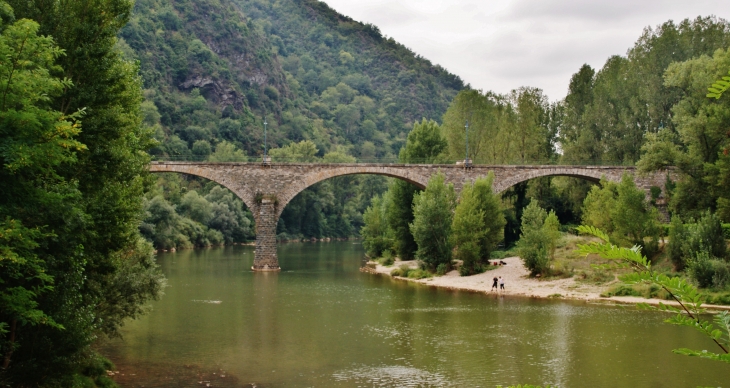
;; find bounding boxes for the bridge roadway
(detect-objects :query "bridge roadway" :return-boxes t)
[149,162,671,271]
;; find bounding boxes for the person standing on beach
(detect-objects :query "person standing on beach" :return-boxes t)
[491,276,498,291]
[499,276,505,291]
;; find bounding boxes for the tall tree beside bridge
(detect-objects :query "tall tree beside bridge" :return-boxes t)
[386,119,446,260]
[1,0,164,385]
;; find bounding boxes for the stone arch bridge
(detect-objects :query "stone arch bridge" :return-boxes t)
[149,162,670,271]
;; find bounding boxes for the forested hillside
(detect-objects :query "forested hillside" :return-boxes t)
[120,0,467,247]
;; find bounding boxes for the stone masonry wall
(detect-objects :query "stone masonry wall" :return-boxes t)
[252,199,279,271]
[149,162,674,270]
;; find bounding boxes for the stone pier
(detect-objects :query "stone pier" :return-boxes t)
[148,162,674,271]
[253,198,280,271]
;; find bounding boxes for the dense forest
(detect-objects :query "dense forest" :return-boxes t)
[362,16,730,297]
[119,0,468,247]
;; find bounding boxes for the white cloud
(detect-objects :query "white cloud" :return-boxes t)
[322,0,728,101]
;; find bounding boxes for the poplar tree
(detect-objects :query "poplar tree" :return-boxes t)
[1,0,165,384]
[386,119,446,260]
[410,173,456,271]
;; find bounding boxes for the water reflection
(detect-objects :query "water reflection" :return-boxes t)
[100,242,730,387]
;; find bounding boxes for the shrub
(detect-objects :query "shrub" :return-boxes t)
[687,251,730,289]
[516,200,559,276]
[667,215,687,270]
[436,263,449,276]
[378,250,395,266]
[407,269,432,279]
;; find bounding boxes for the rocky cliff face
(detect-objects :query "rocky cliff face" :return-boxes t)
[122,0,289,115]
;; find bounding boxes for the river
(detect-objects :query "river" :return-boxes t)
[99,242,730,387]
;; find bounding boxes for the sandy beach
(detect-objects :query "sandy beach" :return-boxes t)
[364,256,730,311]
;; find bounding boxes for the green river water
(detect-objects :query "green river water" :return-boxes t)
[100,242,730,387]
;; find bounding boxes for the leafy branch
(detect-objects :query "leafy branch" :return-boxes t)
[576,225,730,363]
[706,70,730,99]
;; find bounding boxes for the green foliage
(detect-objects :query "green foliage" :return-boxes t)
[612,175,661,255]
[386,180,419,260]
[707,69,730,99]
[577,225,730,363]
[639,47,730,220]
[451,182,486,275]
[668,211,728,275]
[0,16,79,374]
[564,17,730,165]
[410,173,456,271]
[398,118,447,163]
[377,250,394,266]
[472,174,507,257]
[382,119,448,260]
[208,141,247,162]
[361,194,393,258]
[441,88,557,164]
[687,252,730,289]
[451,173,505,276]
[389,263,431,279]
[581,175,661,257]
[141,175,254,249]
[516,200,560,276]
[543,210,561,259]
[667,215,688,270]
[0,0,165,384]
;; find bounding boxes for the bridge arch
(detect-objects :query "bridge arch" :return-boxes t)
[491,166,627,194]
[275,164,430,217]
[148,163,258,219]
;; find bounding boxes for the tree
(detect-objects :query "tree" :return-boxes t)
[516,200,559,276]
[581,179,618,234]
[0,12,83,378]
[441,89,514,164]
[471,173,506,258]
[2,0,164,383]
[543,210,561,259]
[361,193,393,258]
[410,173,456,271]
[386,119,447,260]
[510,87,550,164]
[451,182,486,275]
[611,174,661,256]
[208,140,247,162]
[581,175,660,257]
[563,17,730,166]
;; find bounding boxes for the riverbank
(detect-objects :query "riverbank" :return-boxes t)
[364,256,730,311]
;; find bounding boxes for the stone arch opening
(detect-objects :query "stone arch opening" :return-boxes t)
[274,166,430,244]
[492,168,621,195]
[275,164,429,216]
[146,167,257,251]
[149,163,258,212]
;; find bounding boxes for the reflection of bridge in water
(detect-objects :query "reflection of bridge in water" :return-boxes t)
[149,162,671,271]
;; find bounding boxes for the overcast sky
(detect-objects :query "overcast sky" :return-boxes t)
[322,0,727,101]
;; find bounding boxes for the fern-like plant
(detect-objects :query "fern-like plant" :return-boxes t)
[576,225,730,363]
[706,70,730,99]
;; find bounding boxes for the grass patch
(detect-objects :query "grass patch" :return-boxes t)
[601,283,672,300]
[548,293,563,298]
[705,291,730,305]
[390,264,432,279]
[490,249,517,259]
